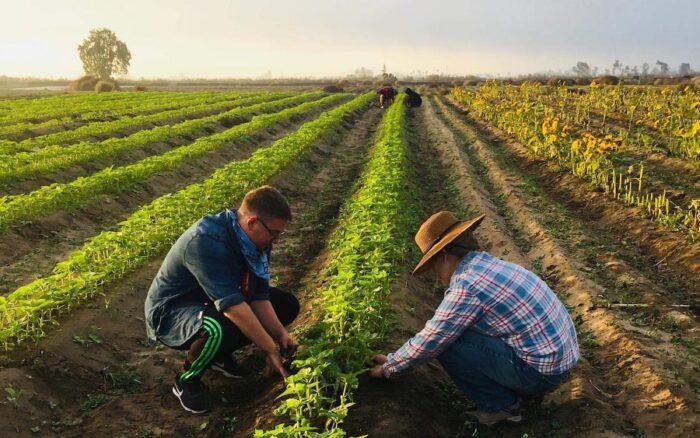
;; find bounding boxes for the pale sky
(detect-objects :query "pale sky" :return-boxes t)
[1,0,699,79]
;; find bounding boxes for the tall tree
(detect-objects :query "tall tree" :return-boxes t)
[612,59,622,76]
[572,61,591,77]
[78,28,131,80]
[656,60,669,76]
[641,62,650,76]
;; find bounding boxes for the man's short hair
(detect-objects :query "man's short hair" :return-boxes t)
[240,185,292,221]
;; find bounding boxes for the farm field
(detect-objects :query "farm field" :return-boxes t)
[0,85,699,438]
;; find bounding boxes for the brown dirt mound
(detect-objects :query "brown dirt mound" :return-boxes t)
[94,80,120,92]
[67,76,99,91]
[592,75,620,86]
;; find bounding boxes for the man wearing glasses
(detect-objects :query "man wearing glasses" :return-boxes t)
[144,185,299,414]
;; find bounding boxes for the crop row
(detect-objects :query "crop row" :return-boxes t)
[0,91,246,138]
[450,83,700,237]
[0,91,374,351]
[0,90,147,113]
[0,91,215,126]
[258,94,421,437]
[0,93,347,233]
[548,83,699,160]
[0,92,315,185]
[0,92,284,155]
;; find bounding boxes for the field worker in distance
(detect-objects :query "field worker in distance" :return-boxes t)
[144,185,300,414]
[368,211,579,426]
[404,87,423,108]
[377,84,397,108]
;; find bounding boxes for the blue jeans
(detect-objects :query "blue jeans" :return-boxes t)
[438,330,566,412]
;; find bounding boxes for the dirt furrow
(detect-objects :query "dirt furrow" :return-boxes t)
[433,96,699,437]
[413,98,634,436]
[0,103,380,438]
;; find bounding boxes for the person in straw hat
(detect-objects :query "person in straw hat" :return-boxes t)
[368,211,579,426]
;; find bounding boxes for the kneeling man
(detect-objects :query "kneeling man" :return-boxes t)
[145,185,299,413]
[369,211,579,425]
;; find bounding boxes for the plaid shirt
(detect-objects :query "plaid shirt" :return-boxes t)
[383,251,579,377]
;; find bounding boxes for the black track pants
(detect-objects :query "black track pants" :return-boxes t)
[175,288,299,382]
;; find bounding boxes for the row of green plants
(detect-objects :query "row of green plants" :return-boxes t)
[0,93,347,233]
[0,91,211,126]
[0,91,191,128]
[450,83,700,238]
[0,92,278,155]
[0,90,144,113]
[0,88,163,108]
[0,92,374,351]
[257,94,422,437]
[0,92,313,185]
[0,91,242,138]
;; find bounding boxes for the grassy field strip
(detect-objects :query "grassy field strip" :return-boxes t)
[0,91,217,126]
[0,93,206,138]
[258,95,422,437]
[0,91,157,114]
[0,92,284,155]
[0,92,313,185]
[0,92,200,127]
[0,92,374,351]
[0,91,204,127]
[0,92,281,154]
[0,91,245,138]
[0,93,347,233]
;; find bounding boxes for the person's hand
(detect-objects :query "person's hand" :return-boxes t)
[263,351,289,379]
[278,332,298,358]
[372,354,388,364]
[368,354,388,379]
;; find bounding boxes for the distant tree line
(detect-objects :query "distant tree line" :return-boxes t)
[572,60,694,78]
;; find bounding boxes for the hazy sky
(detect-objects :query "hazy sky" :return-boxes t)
[1,0,699,78]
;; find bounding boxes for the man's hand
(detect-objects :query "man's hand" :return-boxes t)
[278,332,298,357]
[368,354,388,379]
[263,351,289,379]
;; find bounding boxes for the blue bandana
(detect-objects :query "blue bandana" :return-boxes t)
[232,215,270,281]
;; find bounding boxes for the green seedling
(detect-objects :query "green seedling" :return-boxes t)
[5,384,23,408]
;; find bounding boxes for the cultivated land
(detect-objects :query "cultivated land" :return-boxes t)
[0,86,698,437]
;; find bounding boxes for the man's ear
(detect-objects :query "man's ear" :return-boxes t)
[242,214,256,230]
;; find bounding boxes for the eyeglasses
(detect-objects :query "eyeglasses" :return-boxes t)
[258,217,285,238]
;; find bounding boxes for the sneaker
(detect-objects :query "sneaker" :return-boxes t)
[211,356,251,379]
[467,402,522,426]
[172,378,211,414]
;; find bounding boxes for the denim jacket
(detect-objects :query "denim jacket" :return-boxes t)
[144,209,271,347]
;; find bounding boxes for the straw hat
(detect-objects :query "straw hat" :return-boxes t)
[413,211,486,275]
